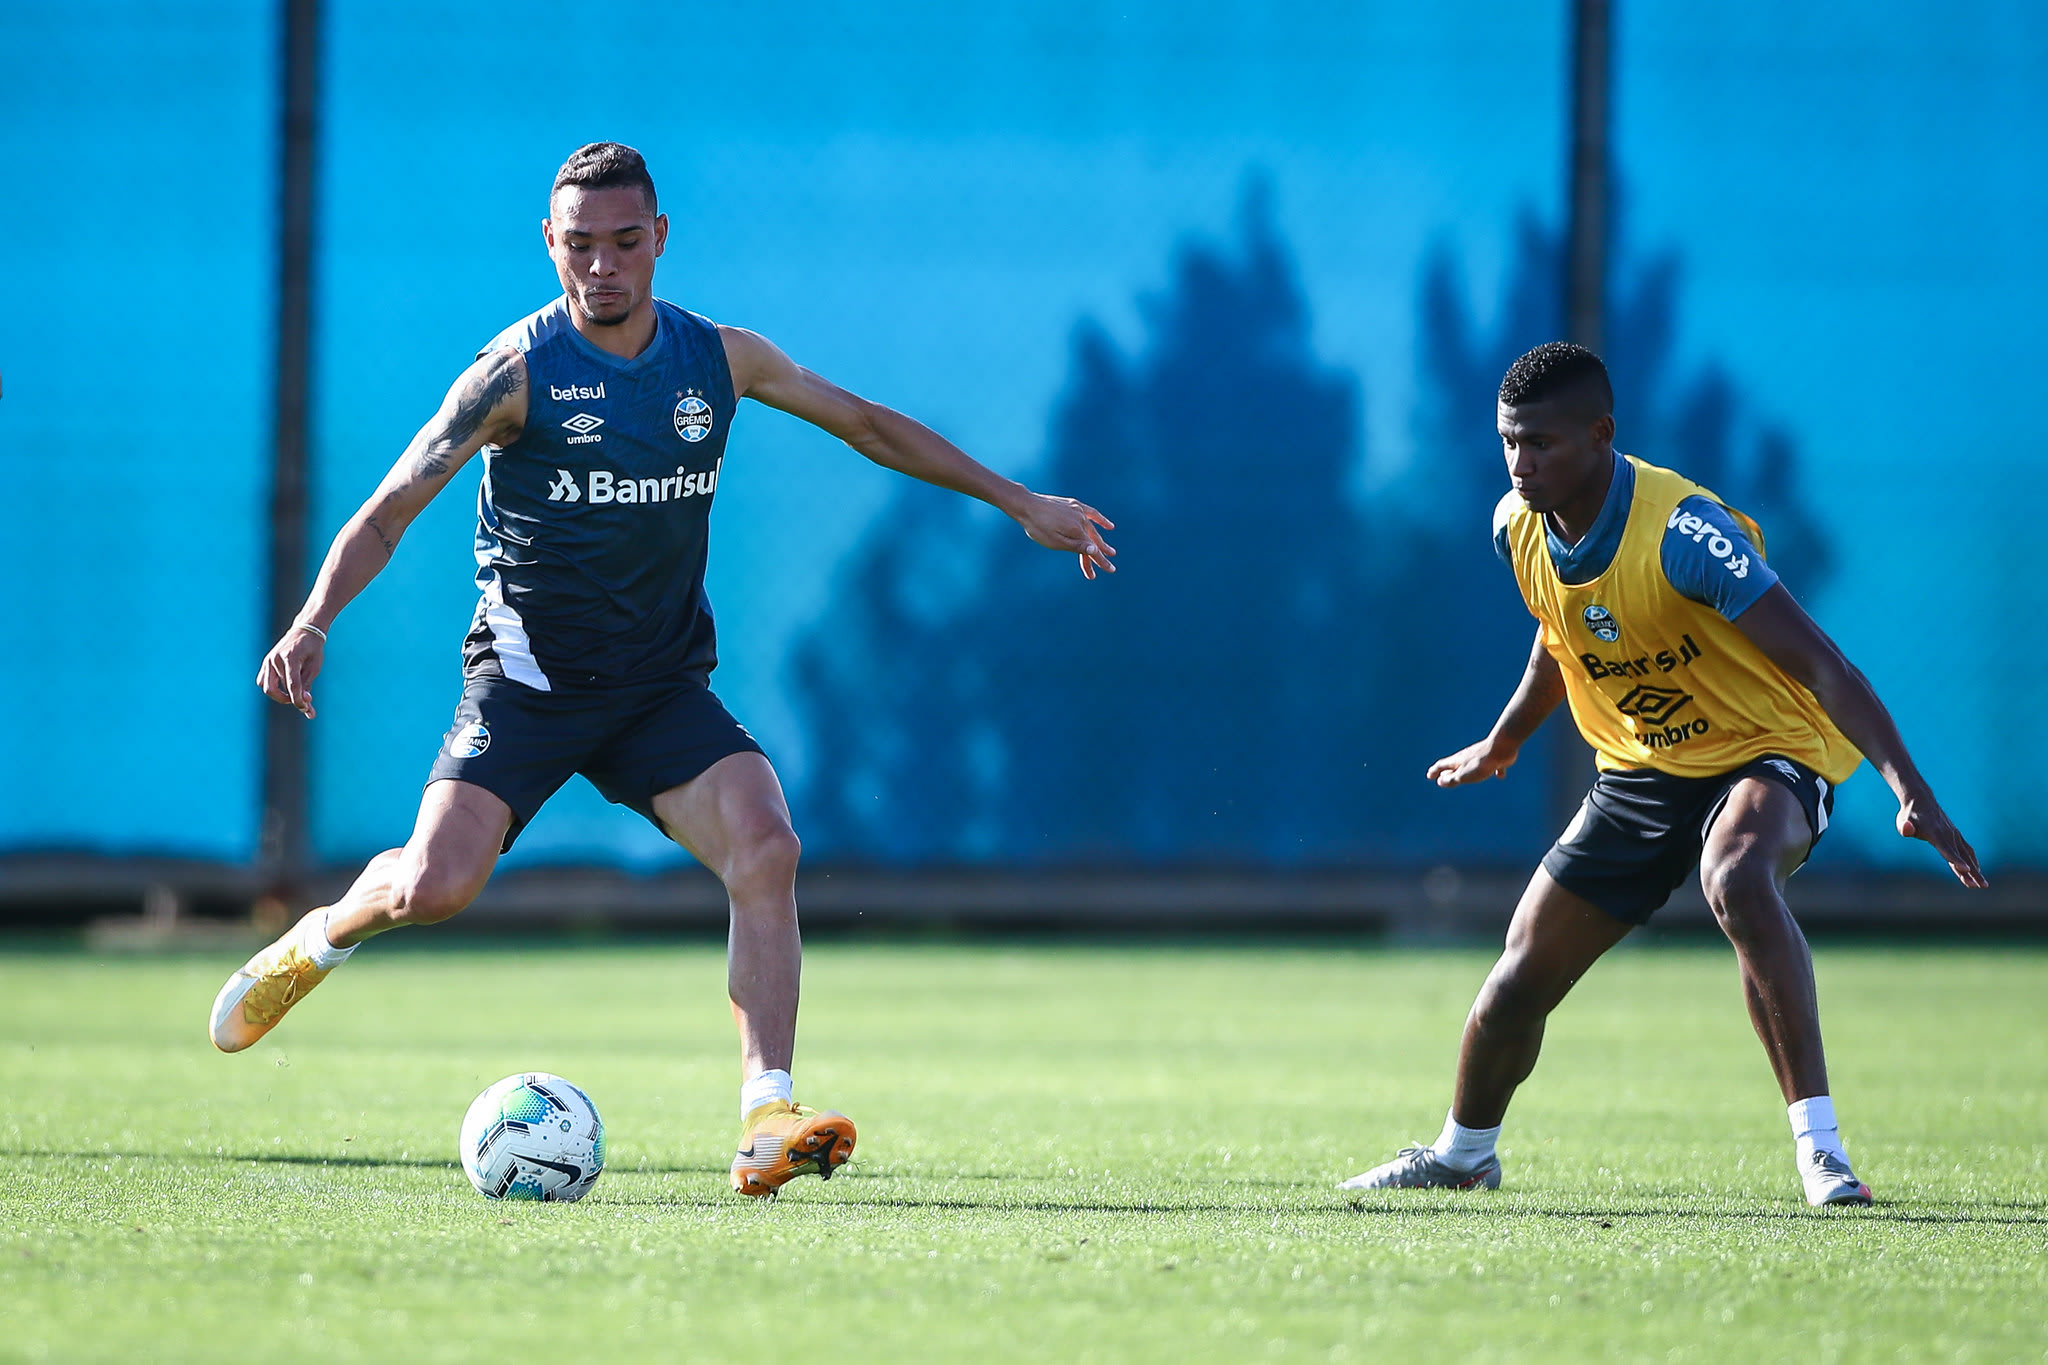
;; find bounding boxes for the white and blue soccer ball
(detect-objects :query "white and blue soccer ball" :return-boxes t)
[459,1072,606,1202]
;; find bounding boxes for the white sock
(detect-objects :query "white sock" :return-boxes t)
[1788,1095,1848,1165]
[1432,1110,1501,1172]
[301,908,355,971]
[741,1068,793,1118]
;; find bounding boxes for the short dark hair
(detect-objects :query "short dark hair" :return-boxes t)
[551,142,657,212]
[1498,341,1613,414]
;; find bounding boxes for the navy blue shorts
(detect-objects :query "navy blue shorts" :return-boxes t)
[1541,754,1836,926]
[425,675,765,852]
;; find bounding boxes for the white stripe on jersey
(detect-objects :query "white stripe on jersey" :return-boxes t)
[475,558,552,692]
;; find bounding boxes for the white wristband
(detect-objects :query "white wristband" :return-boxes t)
[292,621,328,642]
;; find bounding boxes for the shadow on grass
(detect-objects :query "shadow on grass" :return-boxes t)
[19,1148,2043,1226]
[13,1147,461,1171]
[590,1192,2047,1224]
[594,1176,2048,1225]
[592,1191,1356,1214]
[13,1146,737,1177]
[1341,1200,2048,1228]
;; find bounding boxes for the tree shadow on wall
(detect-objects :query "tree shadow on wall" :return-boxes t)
[1403,194,1834,605]
[790,180,1835,866]
[1380,193,1838,847]
[792,182,1389,864]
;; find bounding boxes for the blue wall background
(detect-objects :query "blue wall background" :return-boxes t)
[3,1,2042,874]
[0,3,276,861]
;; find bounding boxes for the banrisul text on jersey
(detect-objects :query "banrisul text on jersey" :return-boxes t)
[464,297,737,691]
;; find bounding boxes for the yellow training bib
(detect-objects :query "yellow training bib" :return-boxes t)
[1502,456,1861,784]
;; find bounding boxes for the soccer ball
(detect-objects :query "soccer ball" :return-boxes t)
[459,1072,606,1202]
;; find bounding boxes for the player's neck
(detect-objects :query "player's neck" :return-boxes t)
[1543,448,1616,547]
[568,299,658,360]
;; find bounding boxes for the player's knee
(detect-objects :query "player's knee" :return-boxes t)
[721,821,801,895]
[1472,954,1550,1031]
[1700,854,1776,930]
[394,861,483,925]
[1700,852,1769,910]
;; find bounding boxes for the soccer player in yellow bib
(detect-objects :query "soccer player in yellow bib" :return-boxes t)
[1341,342,1984,1207]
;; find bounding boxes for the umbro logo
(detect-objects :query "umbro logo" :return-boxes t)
[561,412,604,445]
[1614,684,1694,727]
[1616,684,1711,751]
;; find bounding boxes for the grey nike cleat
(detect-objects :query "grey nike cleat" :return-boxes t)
[1800,1150,1874,1207]
[1339,1145,1502,1192]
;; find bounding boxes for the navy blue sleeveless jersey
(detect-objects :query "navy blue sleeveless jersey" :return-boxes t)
[463,297,736,690]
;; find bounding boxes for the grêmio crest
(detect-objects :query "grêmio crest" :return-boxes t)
[674,392,715,443]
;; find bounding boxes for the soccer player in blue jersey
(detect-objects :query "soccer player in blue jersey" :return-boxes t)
[1341,342,1982,1207]
[209,142,1117,1196]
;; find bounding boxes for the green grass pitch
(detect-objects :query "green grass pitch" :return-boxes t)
[4,939,2044,1362]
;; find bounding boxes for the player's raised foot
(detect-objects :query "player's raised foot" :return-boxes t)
[1338,1145,1502,1192]
[1801,1150,1874,1207]
[730,1101,857,1197]
[208,910,345,1053]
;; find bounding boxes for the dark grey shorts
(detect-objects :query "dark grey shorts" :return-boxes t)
[425,675,764,852]
[1541,754,1836,925]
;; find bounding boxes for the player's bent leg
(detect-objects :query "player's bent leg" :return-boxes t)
[326,780,511,944]
[1342,869,1629,1192]
[652,753,855,1195]
[653,753,802,1078]
[1455,869,1632,1127]
[208,781,509,1053]
[1700,777,1871,1206]
[1698,778,1824,1102]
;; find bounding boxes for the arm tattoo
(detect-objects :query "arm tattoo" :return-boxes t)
[363,513,398,559]
[410,351,526,480]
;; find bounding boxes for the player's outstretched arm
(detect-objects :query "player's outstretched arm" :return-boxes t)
[255,348,529,719]
[1735,583,1986,888]
[1429,626,1567,787]
[720,325,1115,578]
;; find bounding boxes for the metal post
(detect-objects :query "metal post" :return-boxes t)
[259,0,321,902]
[1566,0,1610,357]
[1552,0,1611,831]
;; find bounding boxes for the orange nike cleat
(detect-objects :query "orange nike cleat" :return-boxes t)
[730,1100,857,1197]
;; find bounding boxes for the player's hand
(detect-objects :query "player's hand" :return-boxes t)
[256,624,326,719]
[1014,494,1116,579]
[1427,736,1520,787]
[1897,789,1987,888]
